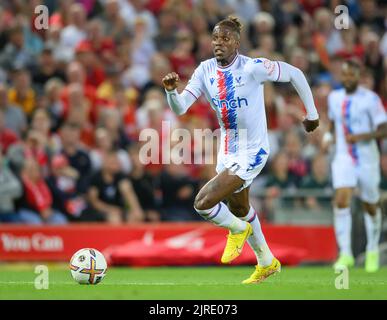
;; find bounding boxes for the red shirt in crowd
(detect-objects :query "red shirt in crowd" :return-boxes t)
[0,128,19,153]
[169,54,196,82]
[22,176,53,212]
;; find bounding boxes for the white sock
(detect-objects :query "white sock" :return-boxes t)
[334,207,352,256]
[364,208,382,252]
[240,206,274,267]
[195,202,247,234]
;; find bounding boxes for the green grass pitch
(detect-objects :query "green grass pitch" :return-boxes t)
[0,264,386,300]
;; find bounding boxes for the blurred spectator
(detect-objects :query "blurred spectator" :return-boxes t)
[119,0,158,37]
[249,12,276,48]
[197,0,224,31]
[49,0,75,28]
[222,0,260,23]
[84,18,116,65]
[46,154,87,221]
[18,158,67,224]
[98,108,132,149]
[0,147,23,223]
[128,143,160,222]
[86,151,144,223]
[8,68,36,117]
[301,153,331,210]
[195,32,214,62]
[99,0,129,42]
[30,109,58,153]
[312,7,343,69]
[74,40,106,88]
[128,16,156,89]
[65,83,95,147]
[7,128,49,175]
[334,23,364,60]
[59,122,92,193]
[58,3,88,62]
[31,46,65,93]
[113,87,138,140]
[362,31,384,92]
[356,0,385,33]
[61,61,97,122]
[44,78,66,131]
[90,127,132,174]
[284,130,308,186]
[0,25,36,71]
[153,8,177,54]
[264,151,298,217]
[159,162,200,221]
[0,109,19,154]
[96,64,125,103]
[0,83,26,137]
[265,151,297,191]
[169,29,196,82]
[139,53,172,103]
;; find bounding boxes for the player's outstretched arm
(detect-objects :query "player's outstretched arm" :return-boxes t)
[162,72,198,116]
[275,62,319,132]
[249,58,319,132]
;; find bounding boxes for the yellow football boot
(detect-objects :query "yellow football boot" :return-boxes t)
[242,258,281,284]
[221,223,253,264]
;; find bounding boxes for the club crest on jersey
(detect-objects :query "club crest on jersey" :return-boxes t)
[234,76,244,87]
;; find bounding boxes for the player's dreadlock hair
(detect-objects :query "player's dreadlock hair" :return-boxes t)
[215,15,243,39]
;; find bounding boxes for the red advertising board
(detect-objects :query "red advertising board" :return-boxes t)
[0,223,337,265]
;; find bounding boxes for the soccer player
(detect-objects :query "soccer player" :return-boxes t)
[323,60,387,272]
[162,16,319,283]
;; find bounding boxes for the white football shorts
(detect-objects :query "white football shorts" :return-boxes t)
[216,148,269,193]
[332,154,381,204]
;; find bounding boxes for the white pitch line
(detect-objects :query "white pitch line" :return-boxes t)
[0,281,247,286]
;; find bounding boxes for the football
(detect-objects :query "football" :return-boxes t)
[69,248,107,285]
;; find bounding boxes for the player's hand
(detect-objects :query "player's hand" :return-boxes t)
[162,72,180,91]
[303,118,319,133]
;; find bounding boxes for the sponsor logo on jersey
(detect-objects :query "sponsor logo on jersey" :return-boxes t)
[211,96,248,109]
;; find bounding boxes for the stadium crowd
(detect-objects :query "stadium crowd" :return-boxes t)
[0,0,386,224]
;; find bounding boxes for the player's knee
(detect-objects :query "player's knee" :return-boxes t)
[194,193,214,211]
[335,194,350,209]
[335,199,350,209]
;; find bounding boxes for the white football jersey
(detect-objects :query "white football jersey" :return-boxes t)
[184,54,282,169]
[328,86,387,166]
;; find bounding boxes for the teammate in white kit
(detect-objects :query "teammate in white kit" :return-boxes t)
[324,60,387,272]
[162,16,319,283]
